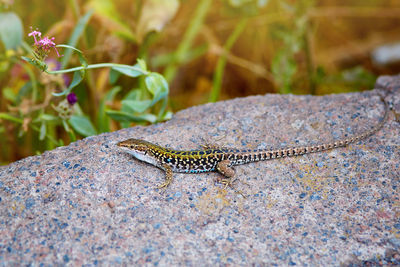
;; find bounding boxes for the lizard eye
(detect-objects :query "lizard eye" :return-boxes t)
[130,145,134,149]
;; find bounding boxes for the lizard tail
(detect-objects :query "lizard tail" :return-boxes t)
[268,95,389,159]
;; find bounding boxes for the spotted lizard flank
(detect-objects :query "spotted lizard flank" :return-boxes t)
[117,96,389,191]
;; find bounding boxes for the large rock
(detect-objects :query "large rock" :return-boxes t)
[1,76,399,266]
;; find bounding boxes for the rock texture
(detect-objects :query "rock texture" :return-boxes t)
[1,75,399,266]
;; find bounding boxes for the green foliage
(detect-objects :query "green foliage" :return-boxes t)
[0,0,387,164]
[104,60,169,123]
[145,72,169,104]
[0,7,172,164]
[69,115,97,137]
[314,66,377,94]
[271,50,298,94]
[209,18,248,102]
[271,0,312,94]
[97,86,121,133]
[54,69,84,96]
[163,0,212,82]
[61,10,93,68]
[0,12,23,50]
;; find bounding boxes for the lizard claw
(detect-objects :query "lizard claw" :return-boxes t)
[220,177,246,198]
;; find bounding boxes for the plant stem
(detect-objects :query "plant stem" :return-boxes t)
[163,0,212,82]
[68,0,80,19]
[46,124,56,150]
[209,18,248,102]
[303,19,315,95]
[46,63,148,75]
[31,124,60,145]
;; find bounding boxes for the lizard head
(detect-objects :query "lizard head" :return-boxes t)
[117,139,161,166]
[117,138,155,152]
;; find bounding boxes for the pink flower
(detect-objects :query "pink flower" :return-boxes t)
[38,37,60,57]
[37,36,55,48]
[28,28,62,59]
[28,29,42,43]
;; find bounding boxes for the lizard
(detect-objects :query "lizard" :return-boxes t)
[117,96,389,192]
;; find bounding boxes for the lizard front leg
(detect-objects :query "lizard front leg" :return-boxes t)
[157,163,173,189]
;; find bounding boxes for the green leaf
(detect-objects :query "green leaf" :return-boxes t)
[53,70,83,96]
[16,82,32,104]
[21,56,48,71]
[68,115,97,137]
[137,59,148,72]
[57,44,88,68]
[39,122,46,141]
[123,89,141,100]
[121,99,153,113]
[109,69,121,84]
[69,70,84,89]
[161,111,173,121]
[77,53,88,69]
[56,44,84,54]
[111,63,143,78]
[2,88,17,104]
[106,110,156,123]
[38,113,59,122]
[104,86,121,103]
[62,119,71,132]
[21,56,34,64]
[145,72,169,105]
[62,119,76,141]
[98,86,121,133]
[0,12,23,50]
[0,113,23,123]
[61,10,94,68]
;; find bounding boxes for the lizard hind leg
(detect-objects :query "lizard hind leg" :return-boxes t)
[216,160,246,198]
[216,159,235,179]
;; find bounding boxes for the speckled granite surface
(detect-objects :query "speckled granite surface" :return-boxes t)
[1,76,399,266]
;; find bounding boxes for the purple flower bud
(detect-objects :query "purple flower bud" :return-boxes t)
[45,59,61,71]
[67,92,78,105]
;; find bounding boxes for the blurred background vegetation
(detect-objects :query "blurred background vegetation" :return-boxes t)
[1,0,400,165]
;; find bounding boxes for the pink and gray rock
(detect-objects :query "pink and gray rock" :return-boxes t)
[1,75,399,266]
